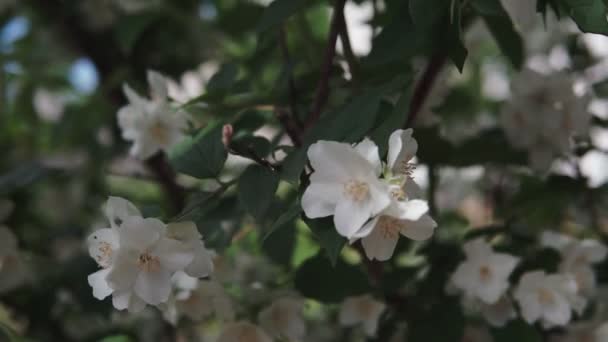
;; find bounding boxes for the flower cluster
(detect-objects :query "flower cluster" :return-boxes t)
[449,234,607,329]
[118,70,190,159]
[501,69,591,170]
[302,129,437,261]
[87,197,214,312]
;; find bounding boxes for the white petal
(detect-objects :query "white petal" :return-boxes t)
[104,196,142,229]
[88,268,113,300]
[87,228,118,267]
[166,221,201,241]
[147,70,168,101]
[463,238,493,259]
[334,199,373,238]
[105,251,139,291]
[155,238,195,272]
[400,214,436,241]
[184,245,214,278]
[301,183,341,218]
[118,217,164,250]
[351,216,379,239]
[128,294,147,313]
[134,268,173,305]
[307,141,375,181]
[361,224,399,261]
[354,138,382,176]
[395,199,428,221]
[387,129,417,173]
[112,291,131,310]
[122,83,146,107]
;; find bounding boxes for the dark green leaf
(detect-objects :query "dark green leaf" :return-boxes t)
[407,298,465,342]
[304,217,346,266]
[295,253,370,302]
[560,0,608,34]
[114,12,160,54]
[238,164,279,219]
[262,217,296,268]
[168,125,228,179]
[263,202,302,241]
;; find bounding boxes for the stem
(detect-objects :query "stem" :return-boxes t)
[228,142,279,172]
[303,0,347,131]
[276,108,303,147]
[404,54,447,128]
[279,27,303,128]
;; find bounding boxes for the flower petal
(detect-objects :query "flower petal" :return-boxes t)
[361,224,399,261]
[134,268,173,305]
[88,268,113,300]
[104,196,142,229]
[400,214,436,241]
[118,217,165,250]
[301,183,341,218]
[387,129,417,173]
[354,138,382,176]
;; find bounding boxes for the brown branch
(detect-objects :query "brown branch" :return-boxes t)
[303,0,347,131]
[145,153,187,213]
[276,108,303,147]
[404,54,447,128]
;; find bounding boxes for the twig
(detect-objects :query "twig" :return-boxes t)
[303,0,347,131]
[336,10,359,82]
[275,108,303,147]
[404,54,447,128]
[228,142,279,172]
[145,153,187,213]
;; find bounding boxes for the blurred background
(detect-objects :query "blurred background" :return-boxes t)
[2,0,608,341]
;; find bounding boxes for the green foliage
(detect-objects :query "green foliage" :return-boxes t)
[238,164,279,220]
[560,0,608,34]
[169,124,228,179]
[491,320,543,342]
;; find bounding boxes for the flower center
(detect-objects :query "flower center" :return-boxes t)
[377,216,401,239]
[344,180,369,202]
[479,265,492,282]
[390,187,406,201]
[537,288,555,305]
[398,160,416,177]
[96,242,113,268]
[149,121,169,145]
[137,252,161,273]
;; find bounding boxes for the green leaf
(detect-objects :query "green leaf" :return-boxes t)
[409,0,451,33]
[262,213,297,268]
[491,320,542,342]
[447,2,468,71]
[263,203,302,241]
[206,63,239,96]
[304,217,346,266]
[238,165,279,219]
[168,125,227,179]
[474,0,525,69]
[560,0,608,34]
[257,0,309,32]
[295,253,370,302]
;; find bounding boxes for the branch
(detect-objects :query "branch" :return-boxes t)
[404,54,447,128]
[145,153,187,213]
[303,0,347,131]
[276,107,303,147]
[228,141,279,172]
[279,27,303,128]
[337,10,359,82]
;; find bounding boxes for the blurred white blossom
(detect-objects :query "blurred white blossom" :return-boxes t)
[217,321,272,342]
[258,297,306,341]
[339,295,386,337]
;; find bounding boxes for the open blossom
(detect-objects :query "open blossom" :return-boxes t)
[514,270,584,328]
[301,140,390,238]
[217,321,272,342]
[450,238,520,304]
[501,69,591,170]
[339,295,386,337]
[351,130,435,261]
[118,70,190,159]
[87,197,212,311]
[258,297,306,341]
[461,295,517,328]
[166,222,214,278]
[541,231,607,298]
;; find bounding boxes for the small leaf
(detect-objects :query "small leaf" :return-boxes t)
[238,165,279,220]
[295,253,370,303]
[168,125,227,179]
[263,203,302,241]
[304,217,346,266]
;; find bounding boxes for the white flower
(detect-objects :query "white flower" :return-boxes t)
[514,270,583,328]
[217,321,272,342]
[166,222,214,278]
[501,69,591,170]
[339,294,386,337]
[118,70,189,159]
[541,231,607,298]
[87,197,211,312]
[302,140,390,238]
[258,297,306,341]
[104,216,194,305]
[450,238,520,304]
